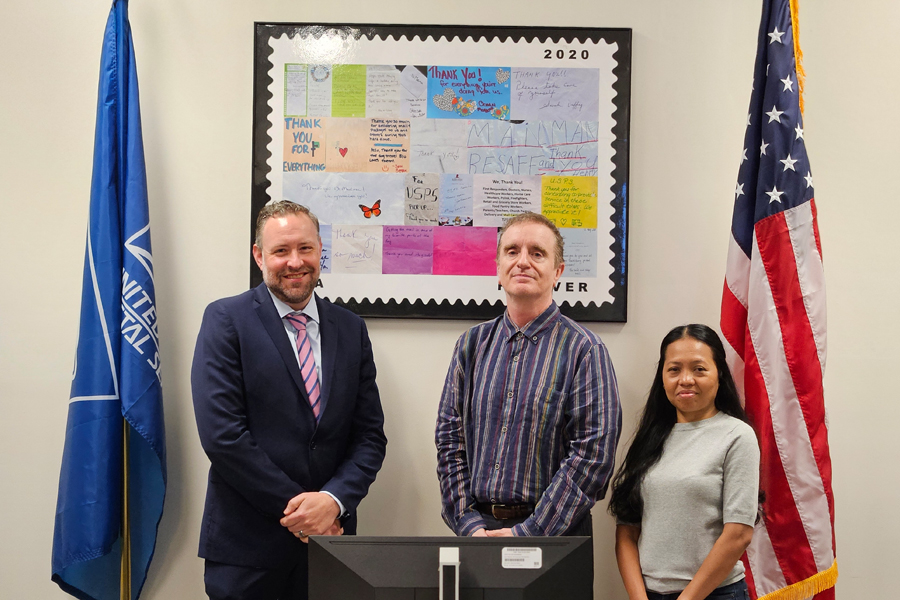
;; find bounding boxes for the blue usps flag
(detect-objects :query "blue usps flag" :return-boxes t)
[52,1,166,599]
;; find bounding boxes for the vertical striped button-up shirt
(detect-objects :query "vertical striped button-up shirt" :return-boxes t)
[436,302,622,536]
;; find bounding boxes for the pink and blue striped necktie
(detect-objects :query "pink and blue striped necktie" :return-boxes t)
[284,312,321,421]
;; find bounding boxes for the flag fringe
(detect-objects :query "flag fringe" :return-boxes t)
[756,560,838,600]
[789,0,805,116]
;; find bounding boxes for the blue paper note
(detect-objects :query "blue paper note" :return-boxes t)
[427,66,511,120]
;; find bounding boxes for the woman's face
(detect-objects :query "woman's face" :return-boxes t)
[662,337,720,423]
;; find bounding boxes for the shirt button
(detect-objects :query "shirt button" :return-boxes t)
[513,355,519,362]
[501,426,508,433]
[492,498,496,503]
[507,391,513,398]
[532,336,537,341]
[495,463,500,470]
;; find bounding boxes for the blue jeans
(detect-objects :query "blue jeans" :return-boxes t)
[647,578,750,600]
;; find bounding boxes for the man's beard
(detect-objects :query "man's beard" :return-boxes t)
[264,268,318,308]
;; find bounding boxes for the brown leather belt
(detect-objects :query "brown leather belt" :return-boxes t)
[475,502,535,520]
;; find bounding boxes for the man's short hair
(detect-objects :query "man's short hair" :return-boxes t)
[255,200,320,247]
[497,212,565,267]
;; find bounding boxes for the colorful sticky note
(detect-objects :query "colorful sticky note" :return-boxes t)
[433,226,497,276]
[383,226,433,274]
[331,64,367,118]
[427,66,511,120]
[541,176,598,229]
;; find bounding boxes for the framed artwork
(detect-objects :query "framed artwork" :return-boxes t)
[251,23,631,321]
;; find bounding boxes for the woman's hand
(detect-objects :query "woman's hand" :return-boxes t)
[676,522,753,600]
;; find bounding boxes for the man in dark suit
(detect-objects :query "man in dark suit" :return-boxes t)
[192,201,387,600]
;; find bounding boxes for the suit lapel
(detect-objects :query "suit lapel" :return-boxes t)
[316,296,336,416]
[253,285,309,402]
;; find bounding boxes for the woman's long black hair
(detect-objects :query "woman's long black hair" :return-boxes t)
[607,324,748,524]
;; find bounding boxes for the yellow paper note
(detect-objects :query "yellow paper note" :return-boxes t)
[541,176,598,228]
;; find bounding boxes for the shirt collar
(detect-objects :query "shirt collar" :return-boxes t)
[501,301,560,344]
[267,288,319,325]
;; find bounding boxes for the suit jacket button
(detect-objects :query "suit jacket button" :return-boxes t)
[310,442,317,450]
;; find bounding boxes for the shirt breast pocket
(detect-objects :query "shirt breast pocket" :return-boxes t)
[519,387,567,443]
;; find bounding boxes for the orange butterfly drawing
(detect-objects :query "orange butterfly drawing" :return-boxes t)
[359,200,381,218]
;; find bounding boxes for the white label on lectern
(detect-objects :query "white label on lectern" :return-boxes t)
[501,547,542,569]
[439,547,460,565]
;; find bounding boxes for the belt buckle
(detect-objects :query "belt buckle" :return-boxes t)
[491,503,511,519]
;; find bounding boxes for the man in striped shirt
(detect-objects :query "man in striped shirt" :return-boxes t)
[436,212,622,537]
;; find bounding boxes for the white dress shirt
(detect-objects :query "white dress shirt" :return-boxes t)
[266,289,345,517]
[268,289,322,379]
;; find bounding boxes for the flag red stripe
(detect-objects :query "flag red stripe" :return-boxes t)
[810,198,823,260]
[721,280,748,362]
[755,210,836,545]
[755,212,827,431]
[742,337,820,585]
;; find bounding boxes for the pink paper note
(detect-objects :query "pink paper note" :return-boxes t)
[383,226,434,274]
[432,226,497,276]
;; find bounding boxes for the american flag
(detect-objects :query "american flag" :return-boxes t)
[720,1,837,599]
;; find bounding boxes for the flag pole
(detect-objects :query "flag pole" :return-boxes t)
[120,418,131,600]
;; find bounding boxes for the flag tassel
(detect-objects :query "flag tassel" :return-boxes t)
[789,0,806,116]
[757,560,838,600]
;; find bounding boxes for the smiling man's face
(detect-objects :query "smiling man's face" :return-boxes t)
[252,212,322,310]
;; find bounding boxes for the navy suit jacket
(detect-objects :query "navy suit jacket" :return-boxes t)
[191,284,387,567]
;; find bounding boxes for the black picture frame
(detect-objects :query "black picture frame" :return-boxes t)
[251,23,630,321]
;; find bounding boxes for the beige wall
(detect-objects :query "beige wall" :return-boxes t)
[2,1,898,598]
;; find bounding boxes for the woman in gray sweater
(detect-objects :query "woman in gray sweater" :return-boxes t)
[608,324,760,600]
